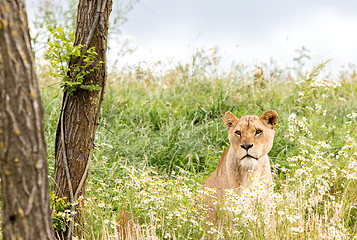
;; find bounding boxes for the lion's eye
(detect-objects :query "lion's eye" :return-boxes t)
[256,129,263,135]
[235,130,241,136]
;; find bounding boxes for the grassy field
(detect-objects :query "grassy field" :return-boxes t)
[39,51,357,239]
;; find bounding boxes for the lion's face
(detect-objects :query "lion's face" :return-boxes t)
[224,110,278,169]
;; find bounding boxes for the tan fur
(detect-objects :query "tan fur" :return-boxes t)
[203,110,278,200]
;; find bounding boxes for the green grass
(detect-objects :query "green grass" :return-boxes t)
[39,53,357,239]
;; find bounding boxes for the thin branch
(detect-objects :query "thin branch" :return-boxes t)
[98,122,114,134]
[74,73,106,199]
[59,94,75,240]
[74,0,103,71]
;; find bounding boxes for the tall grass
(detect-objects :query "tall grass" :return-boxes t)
[39,49,357,239]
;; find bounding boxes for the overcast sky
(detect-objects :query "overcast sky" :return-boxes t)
[114,0,357,72]
[25,0,357,73]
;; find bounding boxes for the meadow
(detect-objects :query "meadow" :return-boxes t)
[39,48,357,239]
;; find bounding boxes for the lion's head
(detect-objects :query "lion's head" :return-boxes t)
[224,110,278,170]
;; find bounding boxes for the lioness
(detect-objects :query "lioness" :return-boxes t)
[203,110,278,201]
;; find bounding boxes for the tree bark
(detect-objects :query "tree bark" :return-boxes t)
[0,1,54,239]
[53,0,113,236]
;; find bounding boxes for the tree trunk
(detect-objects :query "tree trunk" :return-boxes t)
[53,0,113,237]
[0,1,54,239]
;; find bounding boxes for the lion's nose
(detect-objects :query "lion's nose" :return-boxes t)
[240,144,253,151]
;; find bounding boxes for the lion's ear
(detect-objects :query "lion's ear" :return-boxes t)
[224,111,238,129]
[261,110,279,129]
